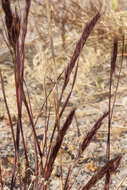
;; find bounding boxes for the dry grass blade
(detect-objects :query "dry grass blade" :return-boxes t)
[34,70,64,127]
[81,155,122,190]
[77,112,108,160]
[115,175,127,190]
[0,70,20,188]
[46,0,57,84]
[43,64,78,176]
[61,12,100,94]
[111,36,118,76]
[44,108,76,180]
[63,166,72,190]
[0,70,16,152]
[60,63,78,118]
[21,88,42,158]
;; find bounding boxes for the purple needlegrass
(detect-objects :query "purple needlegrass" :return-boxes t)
[44,109,76,181]
[0,1,124,189]
[82,155,122,190]
[77,112,109,160]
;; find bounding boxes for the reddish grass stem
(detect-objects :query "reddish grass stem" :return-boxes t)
[105,36,118,190]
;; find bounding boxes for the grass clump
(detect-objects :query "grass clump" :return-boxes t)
[0,0,126,189]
